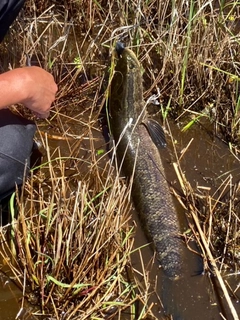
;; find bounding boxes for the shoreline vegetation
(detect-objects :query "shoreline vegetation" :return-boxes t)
[0,0,239,319]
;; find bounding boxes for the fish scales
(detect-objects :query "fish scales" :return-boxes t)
[110,45,182,279]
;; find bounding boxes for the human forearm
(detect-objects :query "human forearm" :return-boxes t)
[0,68,28,108]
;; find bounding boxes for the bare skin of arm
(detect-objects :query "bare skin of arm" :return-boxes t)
[0,66,58,118]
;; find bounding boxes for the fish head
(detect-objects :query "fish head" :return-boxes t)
[110,44,143,120]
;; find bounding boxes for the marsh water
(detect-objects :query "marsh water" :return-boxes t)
[127,117,240,320]
[0,110,240,319]
[0,1,239,318]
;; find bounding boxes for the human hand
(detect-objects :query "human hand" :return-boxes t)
[0,66,58,118]
[19,66,58,118]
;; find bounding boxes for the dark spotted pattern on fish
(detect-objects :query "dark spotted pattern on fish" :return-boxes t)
[109,44,182,279]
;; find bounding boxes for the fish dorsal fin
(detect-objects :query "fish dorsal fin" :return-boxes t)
[142,119,167,149]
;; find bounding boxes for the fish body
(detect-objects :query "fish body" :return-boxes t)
[110,44,182,279]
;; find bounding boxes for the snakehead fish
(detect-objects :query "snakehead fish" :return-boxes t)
[109,43,182,279]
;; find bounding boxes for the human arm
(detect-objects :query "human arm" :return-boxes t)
[0,66,58,118]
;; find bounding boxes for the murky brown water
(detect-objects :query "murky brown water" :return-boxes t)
[0,272,22,320]
[163,119,240,319]
[0,0,239,317]
[158,117,240,319]
[0,268,39,320]
[1,110,240,319]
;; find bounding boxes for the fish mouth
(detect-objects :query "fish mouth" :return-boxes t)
[115,41,125,57]
[115,42,141,70]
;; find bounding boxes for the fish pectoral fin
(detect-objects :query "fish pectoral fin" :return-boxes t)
[142,119,167,149]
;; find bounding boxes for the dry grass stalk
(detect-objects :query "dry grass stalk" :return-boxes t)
[0,132,144,319]
[1,0,239,142]
[0,0,240,318]
[173,158,240,320]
